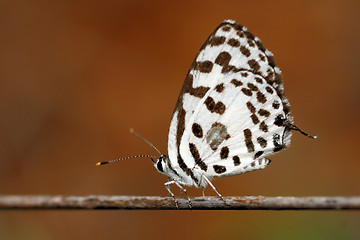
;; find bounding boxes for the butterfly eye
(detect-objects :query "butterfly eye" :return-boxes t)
[156,160,164,172]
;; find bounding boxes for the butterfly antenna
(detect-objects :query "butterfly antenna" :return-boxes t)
[129,128,162,155]
[96,155,158,166]
[289,124,317,139]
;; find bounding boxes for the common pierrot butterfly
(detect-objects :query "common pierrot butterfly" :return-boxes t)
[97,20,316,207]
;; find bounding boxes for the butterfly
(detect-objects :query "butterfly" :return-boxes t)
[97,20,316,208]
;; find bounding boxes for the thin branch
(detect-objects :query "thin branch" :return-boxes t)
[0,195,360,210]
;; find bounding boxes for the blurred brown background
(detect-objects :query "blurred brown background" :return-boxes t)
[1,0,359,239]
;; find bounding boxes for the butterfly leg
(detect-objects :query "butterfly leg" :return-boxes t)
[202,174,225,203]
[164,181,179,209]
[172,180,192,209]
[167,177,172,197]
[167,177,183,199]
[164,180,192,208]
[197,174,206,197]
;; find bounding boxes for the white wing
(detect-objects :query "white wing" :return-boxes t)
[168,20,292,186]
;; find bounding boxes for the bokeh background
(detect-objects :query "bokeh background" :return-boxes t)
[1,0,359,239]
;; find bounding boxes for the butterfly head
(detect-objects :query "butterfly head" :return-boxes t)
[152,155,170,174]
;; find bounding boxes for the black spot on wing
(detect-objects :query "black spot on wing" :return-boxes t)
[243,129,255,152]
[192,123,203,138]
[233,156,241,166]
[189,143,207,171]
[220,146,229,159]
[204,97,226,115]
[213,165,226,174]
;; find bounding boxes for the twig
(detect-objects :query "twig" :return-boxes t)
[0,195,360,210]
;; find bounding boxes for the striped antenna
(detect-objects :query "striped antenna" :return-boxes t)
[96,155,158,166]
